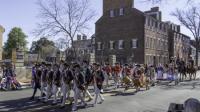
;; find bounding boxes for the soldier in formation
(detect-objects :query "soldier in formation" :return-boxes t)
[30,60,191,111]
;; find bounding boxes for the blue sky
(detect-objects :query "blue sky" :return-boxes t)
[0,0,196,48]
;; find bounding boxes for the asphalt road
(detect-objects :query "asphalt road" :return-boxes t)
[1,73,200,112]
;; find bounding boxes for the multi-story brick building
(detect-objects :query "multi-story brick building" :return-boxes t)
[0,25,4,61]
[166,22,190,63]
[95,0,168,65]
[71,34,95,63]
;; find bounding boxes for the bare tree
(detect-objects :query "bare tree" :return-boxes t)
[145,0,192,4]
[55,37,70,60]
[34,0,95,60]
[172,6,200,66]
[55,37,70,51]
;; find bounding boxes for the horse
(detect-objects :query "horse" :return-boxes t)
[178,64,187,81]
[186,64,197,80]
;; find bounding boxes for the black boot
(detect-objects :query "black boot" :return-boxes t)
[29,96,34,100]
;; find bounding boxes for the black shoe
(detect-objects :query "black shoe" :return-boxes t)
[60,105,65,109]
[52,102,57,105]
[42,93,46,97]
[29,97,34,100]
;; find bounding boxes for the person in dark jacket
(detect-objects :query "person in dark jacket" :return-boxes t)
[30,64,42,100]
[93,63,105,106]
[72,64,86,111]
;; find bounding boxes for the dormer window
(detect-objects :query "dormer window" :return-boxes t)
[119,8,124,16]
[110,10,114,17]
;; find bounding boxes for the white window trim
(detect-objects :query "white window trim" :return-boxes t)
[97,42,101,50]
[132,39,138,48]
[118,40,124,49]
[119,8,124,16]
[109,41,114,50]
[110,10,114,17]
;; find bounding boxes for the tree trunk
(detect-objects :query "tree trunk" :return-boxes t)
[195,39,199,66]
[70,39,77,63]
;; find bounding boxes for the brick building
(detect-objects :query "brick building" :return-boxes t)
[71,34,95,63]
[166,22,190,63]
[95,0,168,65]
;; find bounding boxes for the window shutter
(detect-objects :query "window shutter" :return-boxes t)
[122,41,125,48]
[136,39,139,48]
[95,43,98,50]
[130,40,133,48]
[109,42,111,49]
[113,41,116,49]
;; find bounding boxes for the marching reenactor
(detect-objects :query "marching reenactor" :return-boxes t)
[72,64,86,111]
[132,65,142,92]
[113,63,121,89]
[148,65,156,86]
[82,61,93,101]
[39,62,49,100]
[44,64,54,103]
[93,63,105,106]
[30,64,42,100]
[61,63,74,107]
[122,64,132,91]
[104,63,112,88]
[52,64,62,105]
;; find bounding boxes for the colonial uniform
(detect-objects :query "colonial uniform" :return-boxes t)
[39,65,49,100]
[61,65,73,107]
[72,64,86,111]
[44,67,54,102]
[122,66,132,86]
[93,65,105,106]
[52,66,62,104]
[104,64,112,87]
[30,65,42,100]
[133,68,142,91]
[83,66,93,101]
[113,63,121,88]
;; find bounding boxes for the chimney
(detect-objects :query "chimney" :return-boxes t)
[103,0,134,14]
[82,34,87,40]
[177,25,181,32]
[151,7,159,12]
[77,34,81,40]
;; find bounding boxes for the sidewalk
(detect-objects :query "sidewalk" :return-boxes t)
[19,82,31,89]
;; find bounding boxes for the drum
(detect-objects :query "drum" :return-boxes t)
[133,78,141,87]
[123,76,132,85]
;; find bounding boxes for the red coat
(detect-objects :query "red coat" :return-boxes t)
[123,68,131,76]
[105,66,112,74]
[114,65,121,74]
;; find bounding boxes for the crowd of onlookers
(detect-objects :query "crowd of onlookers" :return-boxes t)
[0,65,21,90]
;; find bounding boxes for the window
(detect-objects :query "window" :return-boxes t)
[152,39,155,49]
[150,38,153,49]
[97,42,102,50]
[110,10,114,17]
[119,8,124,16]
[145,38,148,48]
[109,41,114,50]
[132,39,138,48]
[118,40,124,49]
[17,55,23,59]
